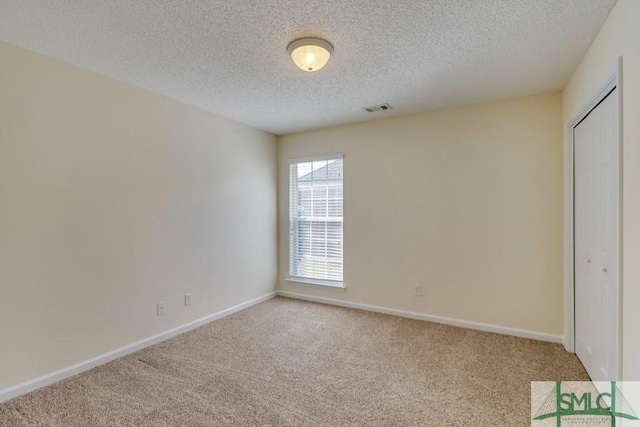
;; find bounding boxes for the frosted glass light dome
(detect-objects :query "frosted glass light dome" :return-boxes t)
[287,38,334,72]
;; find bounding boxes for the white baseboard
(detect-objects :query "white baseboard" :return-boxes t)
[563,336,575,353]
[0,292,277,404]
[0,290,563,404]
[277,291,563,344]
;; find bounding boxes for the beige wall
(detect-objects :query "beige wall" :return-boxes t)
[0,42,277,390]
[4,0,635,389]
[278,93,564,336]
[563,0,640,380]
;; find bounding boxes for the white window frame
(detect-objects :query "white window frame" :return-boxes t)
[287,154,344,289]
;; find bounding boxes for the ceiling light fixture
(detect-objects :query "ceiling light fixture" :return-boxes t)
[287,37,334,72]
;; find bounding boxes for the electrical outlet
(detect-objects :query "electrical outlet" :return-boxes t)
[414,286,422,297]
[157,302,165,316]
[185,293,192,307]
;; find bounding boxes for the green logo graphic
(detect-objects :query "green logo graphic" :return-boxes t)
[533,381,639,426]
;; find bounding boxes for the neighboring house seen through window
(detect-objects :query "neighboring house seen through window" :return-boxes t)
[289,155,343,286]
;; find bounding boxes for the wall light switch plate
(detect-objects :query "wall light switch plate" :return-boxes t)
[157,302,165,316]
[185,293,192,307]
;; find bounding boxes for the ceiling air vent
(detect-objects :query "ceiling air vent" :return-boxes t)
[362,103,393,113]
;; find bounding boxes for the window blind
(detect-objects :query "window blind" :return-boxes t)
[289,155,343,284]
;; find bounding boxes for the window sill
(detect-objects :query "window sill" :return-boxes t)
[285,278,346,290]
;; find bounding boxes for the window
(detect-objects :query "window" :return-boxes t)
[289,155,343,286]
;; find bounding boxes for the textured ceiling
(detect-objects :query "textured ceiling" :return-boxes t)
[0,0,617,135]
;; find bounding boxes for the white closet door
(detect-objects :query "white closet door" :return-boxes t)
[574,88,619,381]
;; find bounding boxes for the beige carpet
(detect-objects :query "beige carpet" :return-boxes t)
[0,296,588,426]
